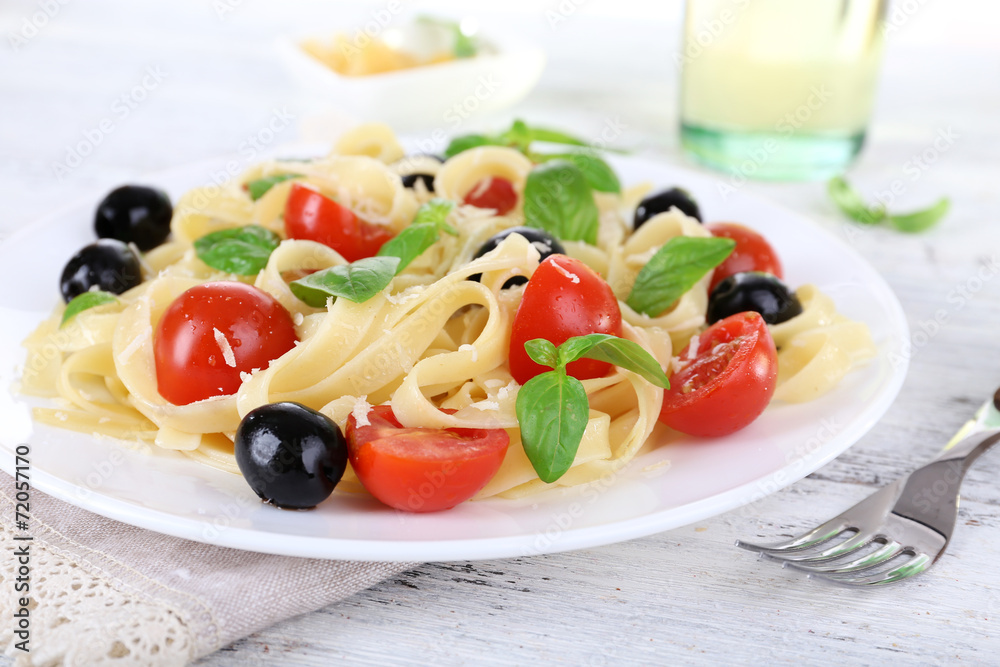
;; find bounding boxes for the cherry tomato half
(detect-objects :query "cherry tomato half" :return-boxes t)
[153,281,298,405]
[508,255,623,385]
[705,222,783,294]
[346,405,509,512]
[463,176,518,215]
[659,311,777,437]
[284,182,394,262]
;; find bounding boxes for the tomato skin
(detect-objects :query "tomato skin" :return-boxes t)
[659,311,777,437]
[153,282,298,405]
[463,176,518,215]
[346,406,509,512]
[284,182,394,262]
[706,222,783,294]
[508,255,623,385]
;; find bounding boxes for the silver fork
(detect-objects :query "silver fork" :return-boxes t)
[737,391,1000,586]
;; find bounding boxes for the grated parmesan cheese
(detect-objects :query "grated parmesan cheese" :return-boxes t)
[293,312,304,326]
[458,343,478,362]
[213,328,236,368]
[118,329,150,365]
[351,395,372,427]
[385,286,423,305]
[471,400,499,411]
[686,334,700,361]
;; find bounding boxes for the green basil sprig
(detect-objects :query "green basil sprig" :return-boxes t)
[444,119,593,158]
[244,173,301,201]
[194,225,281,275]
[290,199,457,307]
[532,152,620,193]
[626,236,735,317]
[515,334,670,483]
[289,256,400,307]
[828,176,949,233]
[523,161,600,245]
[61,291,118,327]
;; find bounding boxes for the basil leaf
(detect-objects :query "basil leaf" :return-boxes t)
[444,134,501,158]
[446,121,596,159]
[376,199,456,273]
[524,161,599,244]
[500,120,533,153]
[524,339,558,369]
[555,334,670,389]
[376,224,439,274]
[245,173,301,201]
[412,198,455,228]
[888,197,950,233]
[289,256,400,307]
[61,291,118,326]
[194,225,280,275]
[534,152,620,193]
[626,236,735,317]
[828,176,949,232]
[827,177,885,225]
[520,126,590,148]
[516,370,590,484]
[826,176,885,225]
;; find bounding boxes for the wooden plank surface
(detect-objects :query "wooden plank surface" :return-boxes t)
[2,0,999,664]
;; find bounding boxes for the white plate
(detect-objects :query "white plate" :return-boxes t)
[0,153,908,562]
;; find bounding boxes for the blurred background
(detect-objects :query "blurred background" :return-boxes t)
[2,0,997,235]
[2,4,1000,664]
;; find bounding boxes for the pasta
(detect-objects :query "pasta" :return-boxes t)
[20,122,875,506]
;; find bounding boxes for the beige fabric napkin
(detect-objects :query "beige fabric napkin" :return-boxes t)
[0,473,416,666]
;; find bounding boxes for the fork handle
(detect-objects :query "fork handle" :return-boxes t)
[929,428,1000,469]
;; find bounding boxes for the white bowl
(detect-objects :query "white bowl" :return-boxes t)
[276,23,546,131]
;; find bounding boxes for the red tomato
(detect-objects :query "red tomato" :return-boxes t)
[153,282,298,405]
[346,405,509,512]
[706,222,783,294]
[659,312,777,437]
[284,182,394,262]
[508,255,623,385]
[463,176,518,215]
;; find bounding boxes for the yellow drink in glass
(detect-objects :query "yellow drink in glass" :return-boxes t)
[679,0,887,180]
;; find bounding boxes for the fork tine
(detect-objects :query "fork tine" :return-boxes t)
[763,528,879,564]
[808,552,933,587]
[735,517,850,555]
[785,541,905,575]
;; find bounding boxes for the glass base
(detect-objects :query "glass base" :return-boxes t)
[680,123,866,181]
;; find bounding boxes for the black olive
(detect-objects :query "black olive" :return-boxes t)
[470,226,566,288]
[95,185,173,251]
[707,271,803,325]
[59,239,143,303]
[401,173,435,192]
[234,402,348,510]
[634,187,702,229]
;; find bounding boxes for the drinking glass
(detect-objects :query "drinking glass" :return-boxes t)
[679,0,887,181]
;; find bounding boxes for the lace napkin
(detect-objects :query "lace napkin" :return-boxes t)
[0,473,416,666]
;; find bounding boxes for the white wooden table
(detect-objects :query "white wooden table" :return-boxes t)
[3,0,1000,663]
